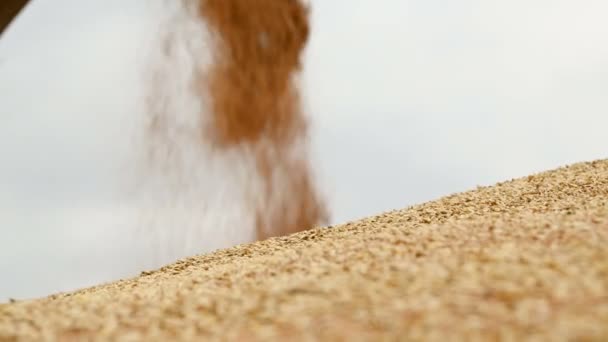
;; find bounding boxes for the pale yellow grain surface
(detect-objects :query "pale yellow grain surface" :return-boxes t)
[1,160,607,341]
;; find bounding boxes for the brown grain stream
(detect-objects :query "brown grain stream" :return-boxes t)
[199,0,327,239]
[190,0,327,239]
[199,0,310,146]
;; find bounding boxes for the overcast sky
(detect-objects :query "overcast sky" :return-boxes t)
[1,0,607,301]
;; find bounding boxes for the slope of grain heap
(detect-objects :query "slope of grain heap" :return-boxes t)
[1,159,607,341]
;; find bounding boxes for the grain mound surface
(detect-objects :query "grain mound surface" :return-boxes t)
[1,160,608,341]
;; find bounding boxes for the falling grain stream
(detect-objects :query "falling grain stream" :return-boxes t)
[148,0,328,241]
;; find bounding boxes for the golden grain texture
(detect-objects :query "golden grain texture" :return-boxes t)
[1,159,607,341]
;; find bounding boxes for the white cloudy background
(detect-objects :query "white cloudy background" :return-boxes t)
[1,0,607,301]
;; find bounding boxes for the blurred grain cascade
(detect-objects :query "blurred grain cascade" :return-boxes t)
[150,0,329,240]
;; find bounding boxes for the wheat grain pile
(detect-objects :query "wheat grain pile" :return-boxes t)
[1,159,607,341]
